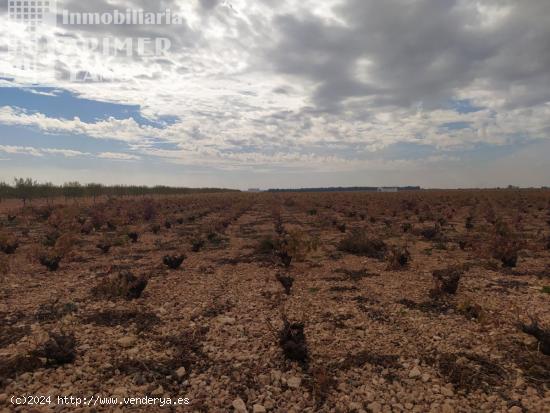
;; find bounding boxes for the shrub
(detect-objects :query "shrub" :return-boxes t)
[255,236,277,255]
[92,270,147,300]
[457,300,484,321]
[0,232,18,254]
[54,233,76,257]
[163,254,186,269]
[39,253,61,271]
[431,266,463,296]
[0,255,9,277]
[279,319,308,363]
[43,229,60,247]
[386,246,411,270]
[336,222,346,233]
[96,239,111,253]
[338,229,387,259]
[521,318,550,355]
[276,273,294,295]
[420,225,440,240]
[80,221,93,235]
[33,332,76,365]
[191,238,205,252]
[143,200,156,221]
[493,238,519,268]
[127,231,139,243]
[465,216,474,230]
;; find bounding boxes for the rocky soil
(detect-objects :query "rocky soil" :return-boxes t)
[0,191,549,412]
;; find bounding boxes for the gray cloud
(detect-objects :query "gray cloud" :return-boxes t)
[268,0,550,112]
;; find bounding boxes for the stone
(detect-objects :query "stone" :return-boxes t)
[287,376,301,389]
[117,336,136,348]
[441,386,454,397]
[349,401,363,410]
[367,401,382,413]
[252,404,266,413]
[175,367,187,379]
[218,316,236,325]
[508,407,522,413]
[409,367,421,378]
[232,397,247,412]
[441,402,454,413]
[113,387,127,396]
[151,385,164,396]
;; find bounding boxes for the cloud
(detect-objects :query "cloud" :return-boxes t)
[0,0,549,185]
[0,144,140,161]
[98,151,141,160]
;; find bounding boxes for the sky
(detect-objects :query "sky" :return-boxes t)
[0,0,549,189]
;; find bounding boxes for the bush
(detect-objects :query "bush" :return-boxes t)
[493,238,519,268]
[420,225,440,240]
[0,232,18,254]
[92,270,147,300]
[276,273,294,295]
[338,229,387,259]
[255,236,277,255]
[96,239,111,253]
[386,246,411,270]
[279,319,308,363]
[163,254,186,269]
[521,318,550,355]
[465,216,474,230]
[33,332,76,365]
[39,253,61,271]
[191,237,205,252]
[431,266,463,296]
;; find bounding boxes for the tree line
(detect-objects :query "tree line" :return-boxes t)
[0,178,238,205]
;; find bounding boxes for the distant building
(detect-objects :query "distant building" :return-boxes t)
[247,188,261,192]
[377,187,398,192]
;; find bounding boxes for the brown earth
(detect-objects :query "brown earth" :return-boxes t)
[0,190,549,412]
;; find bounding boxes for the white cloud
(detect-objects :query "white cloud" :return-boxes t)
[98,152,141,160]
[0,0,549,185]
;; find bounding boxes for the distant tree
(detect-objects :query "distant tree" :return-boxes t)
[14,177,37,205]
[0,182,10,204]
[86,183,103,203]
[63,181,84,202]
[37,182,55,204]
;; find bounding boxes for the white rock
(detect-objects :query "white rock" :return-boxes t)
[367,401,382,413]
[117,336,136,348]
[151,385,164,396]
[113,387,126,396]
[441,402,455,413]
[409,367,421,378]
[175,366,187,378]
[218,316,236,325]
[287,376,301,389]
[252,404,266,413]
[441,386,454,397]
[232,397,247,412]
[349,401,362,410]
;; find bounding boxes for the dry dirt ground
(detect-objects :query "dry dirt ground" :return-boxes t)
[0,190,549,412]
